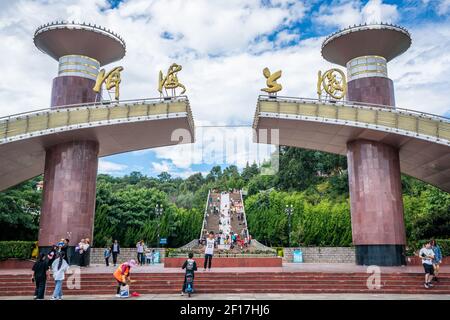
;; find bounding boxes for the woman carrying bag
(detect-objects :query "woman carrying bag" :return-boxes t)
[51,252,70,300]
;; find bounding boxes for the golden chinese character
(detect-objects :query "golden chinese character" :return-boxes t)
[93,66,124,101]
[261,67,282,94]
[317,68,346,100]
[158,63,186,96]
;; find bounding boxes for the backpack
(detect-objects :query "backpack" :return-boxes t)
[186,259,194,271]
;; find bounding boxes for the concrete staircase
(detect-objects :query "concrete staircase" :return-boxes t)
[200,190,249,241]
[2,272,449,296]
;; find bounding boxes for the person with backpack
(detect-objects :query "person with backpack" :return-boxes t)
[51,252,70,300]
[204,231,215,271]
[32,253,49,300]
[113,259,137,297]
[181,252,197,296]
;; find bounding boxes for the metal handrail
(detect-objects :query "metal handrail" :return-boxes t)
[0,96,189,121]
[258,95,450,122]
[199,189,211,240]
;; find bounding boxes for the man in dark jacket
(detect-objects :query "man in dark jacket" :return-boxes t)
[60,239,70,264]
[32,253,49,300]
[112,240,120,266]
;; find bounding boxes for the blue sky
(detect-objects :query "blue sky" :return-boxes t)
[0,0,449,178]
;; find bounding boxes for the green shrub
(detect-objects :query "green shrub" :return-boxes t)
[406,239,450,257]
[0,241,35,260]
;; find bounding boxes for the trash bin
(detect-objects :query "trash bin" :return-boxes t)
[293,249,303,263]
[154,251,160,264]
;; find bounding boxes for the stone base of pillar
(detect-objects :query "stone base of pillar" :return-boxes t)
[39,246,91,266]
[355,245,406,266]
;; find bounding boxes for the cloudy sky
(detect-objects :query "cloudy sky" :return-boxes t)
[0,0,449,178]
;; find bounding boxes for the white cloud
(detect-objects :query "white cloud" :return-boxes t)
[315,0,399,29]
[98,159,128,174]
[436,0,450,15]
[151,127,276,170]
[152,160,172,173]
[0,0,449,176]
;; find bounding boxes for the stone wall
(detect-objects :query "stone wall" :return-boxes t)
[283,247,355,263]
[89,248,165,265]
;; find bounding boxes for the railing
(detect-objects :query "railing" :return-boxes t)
[199,189,211,240]
[239,189,249,238]
[0,96,194,142]
[258,95,450,121]
[256,95,450,144]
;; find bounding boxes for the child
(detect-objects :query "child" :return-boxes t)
[181,252,197,296]
[104,247,112,266]
[150,249,155,264]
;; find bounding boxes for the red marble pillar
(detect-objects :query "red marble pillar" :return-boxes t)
[39,140,99,245]
[51,76,98,107]
[38,75,99,263]
[346,77,406,265]
[347,77,395,106]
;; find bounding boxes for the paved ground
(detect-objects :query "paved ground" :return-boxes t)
[1,293,450,300]
[2,263,449,275]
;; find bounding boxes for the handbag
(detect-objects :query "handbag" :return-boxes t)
[119,284,130,298]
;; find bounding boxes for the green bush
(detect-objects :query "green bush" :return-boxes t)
[406,239,450,257]
[0,241,35,260]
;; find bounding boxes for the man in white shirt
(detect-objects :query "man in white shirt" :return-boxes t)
[204,231,215,271]
[419,241,435,289]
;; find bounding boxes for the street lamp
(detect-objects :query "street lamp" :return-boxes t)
[285,204,294,247]
[155,204,164,247]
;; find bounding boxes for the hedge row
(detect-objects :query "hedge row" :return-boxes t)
[0,241,35,261]
[407,239,450,257]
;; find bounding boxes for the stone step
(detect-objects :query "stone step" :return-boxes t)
[2,288,450,296]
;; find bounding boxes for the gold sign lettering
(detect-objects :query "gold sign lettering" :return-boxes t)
[93,66,124,101]
[317,68,346,100]
[158,63,186,96]
[261,67,282,94]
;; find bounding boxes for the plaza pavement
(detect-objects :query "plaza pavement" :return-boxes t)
[1,293,450,300]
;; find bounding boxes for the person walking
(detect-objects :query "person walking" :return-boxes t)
[430,239,443,282]
[32,253,48,300]
[104,246,112,266]
[51,252,70,300]
[203,231,215,271]
[419,241,435,289]
[113,260,137,297]
[112,240,120,266]
[136,240,145,266]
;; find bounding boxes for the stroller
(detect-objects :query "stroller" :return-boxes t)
[184,271,194,297]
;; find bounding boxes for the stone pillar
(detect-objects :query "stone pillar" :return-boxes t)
[346,55,406,266]
[38,55,100,264]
